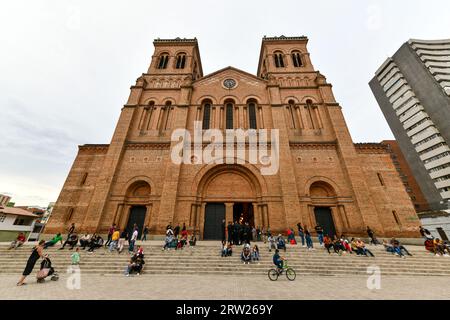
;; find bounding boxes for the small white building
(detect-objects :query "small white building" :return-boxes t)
[0,206,39,242]
[418,210,450,241]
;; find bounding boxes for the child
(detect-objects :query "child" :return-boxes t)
[71,248,80,265]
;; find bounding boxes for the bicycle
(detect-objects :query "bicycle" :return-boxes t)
[268,260,296,281]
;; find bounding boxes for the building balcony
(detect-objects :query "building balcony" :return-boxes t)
[393,91,414,110]
[386,79,408,97]
[435,178,450,190]
[415,135,446,153]
[402,111,428,130]
[398,104,424,123]
[420,145,450,162]
[395,97,420,116]
[441,191,450,200]
[430,166,450,180]
[407,120,435,137]
[425,155,450,170]
[389,85,412,103]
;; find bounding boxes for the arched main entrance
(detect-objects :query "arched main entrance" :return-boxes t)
[195,164,266,240]
[309,181,338,237]
[122,180,151,239]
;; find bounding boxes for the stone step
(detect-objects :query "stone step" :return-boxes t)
[2,242,446,277]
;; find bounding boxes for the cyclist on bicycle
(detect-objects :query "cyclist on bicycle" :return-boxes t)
[273,249,284,274]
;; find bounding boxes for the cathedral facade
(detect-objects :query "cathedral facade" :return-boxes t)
[46,36,420,239]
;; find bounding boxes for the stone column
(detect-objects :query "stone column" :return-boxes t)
[330,206,341,235]
[252,203,260,227]
[144,204,152,228]
[113,203,123,226]
[199,203,207,239]
[225,202,234,224]
[119,205,131,230]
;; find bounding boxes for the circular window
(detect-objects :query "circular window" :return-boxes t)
[223,78,237,89]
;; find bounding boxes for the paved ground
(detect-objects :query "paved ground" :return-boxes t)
[1,273,450,300]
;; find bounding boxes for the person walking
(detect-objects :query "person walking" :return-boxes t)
[142,226,149,241]
[17,240,45,286]
[297,223,305,247]
[315,224,324,246]
[305,226,314,250]
[174,224,181,239]
[109,228,120,252]
[227,221,233,244]
[366,226,379,245]
[129,227,138,253]
[233,221,240,245]
[118,230,128,254]
[221,219,226,243]
[105,223,116,247]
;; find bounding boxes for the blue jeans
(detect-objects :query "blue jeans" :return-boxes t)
[298,232,305,246]
[109,240,117,252]
[306,236,313,248]
[318,234,324,245]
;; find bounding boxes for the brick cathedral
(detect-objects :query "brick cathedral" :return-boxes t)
[46,36,420,239]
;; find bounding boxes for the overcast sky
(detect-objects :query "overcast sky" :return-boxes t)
[1,0,449,207]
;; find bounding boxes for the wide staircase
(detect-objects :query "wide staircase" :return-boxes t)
[1,241,450,277]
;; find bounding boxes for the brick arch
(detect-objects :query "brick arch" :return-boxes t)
[125,181,151,199]
[301,96,319,104]
[122,176,154,197]
[304,176,340,197]
[243,95,263,104]
[142,97,159,105]
[219,95,240,104]
[194,164,267,200]
[284,96,300,104]
[162,97,176,105]
[196,95,218,105]
[309,181,336,198]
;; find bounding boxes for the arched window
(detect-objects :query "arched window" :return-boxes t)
[274,51,285,68]
[247,100,257,129]
[305,99,321,129]
[288,99,296,129]
[225,100,234,129]
[162,101,172,130]
[202,100,212,129]
[157,53,169,69]
[291,51,303,67]
[140,101,155,130]
[175,53,186,69]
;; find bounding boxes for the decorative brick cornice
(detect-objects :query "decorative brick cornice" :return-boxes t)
[290,141,337,149]
[354,143,389,154]
[153,37,198,44]
[125,142,171,150]
[262,35,308,42]
[78,144,109,152]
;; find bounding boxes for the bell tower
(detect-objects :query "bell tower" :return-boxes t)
[257,35,315,79]
[148,37,203,80]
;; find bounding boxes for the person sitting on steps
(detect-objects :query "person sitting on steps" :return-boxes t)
[241,246,252,264]
[268,234,277,252]
[252,244,260,261]
[276,234,286,252]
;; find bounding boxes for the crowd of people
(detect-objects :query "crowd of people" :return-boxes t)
[13,220,450,286]
[162,223,197,251]
[420,226,450,256]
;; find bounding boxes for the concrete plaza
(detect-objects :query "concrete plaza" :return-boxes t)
[1,274,450,300]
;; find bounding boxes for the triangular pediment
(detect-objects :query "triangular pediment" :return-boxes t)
[192,66,267,88]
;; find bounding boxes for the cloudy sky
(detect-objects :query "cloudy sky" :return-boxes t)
[1,0,449,207]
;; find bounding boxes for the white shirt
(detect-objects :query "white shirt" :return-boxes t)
[131,230,138,241]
